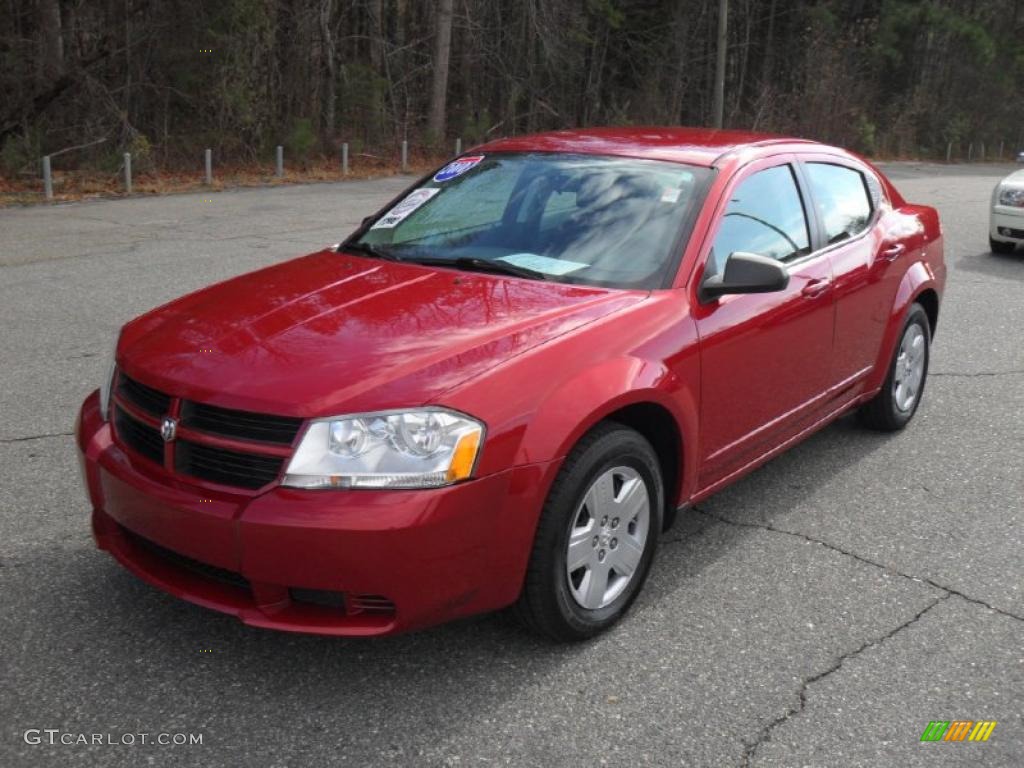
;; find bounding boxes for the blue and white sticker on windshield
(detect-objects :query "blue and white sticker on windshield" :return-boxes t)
[434,155,485,182]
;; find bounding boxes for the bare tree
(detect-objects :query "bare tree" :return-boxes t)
[368,0,384,71]
[2,0,1022,172]
[427,0,455,142]
[320,0,337,143]
[36,0,64,84]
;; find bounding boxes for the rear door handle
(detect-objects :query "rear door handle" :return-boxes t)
[800,277,831,298]
[881,243,906,261]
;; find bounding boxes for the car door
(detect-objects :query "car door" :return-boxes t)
[691,157,835,490]
[797,156,904,391]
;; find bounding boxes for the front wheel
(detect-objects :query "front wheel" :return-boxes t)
[514,423,663,641]
[857,303,931,431]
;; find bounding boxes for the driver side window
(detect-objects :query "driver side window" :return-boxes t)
[708,164,811,277]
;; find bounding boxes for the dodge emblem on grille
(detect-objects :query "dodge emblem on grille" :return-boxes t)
[160,417,177,442]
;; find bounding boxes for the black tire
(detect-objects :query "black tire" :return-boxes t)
[514,422,663,641]
[857,303,931,431]
[990,237,1016,255]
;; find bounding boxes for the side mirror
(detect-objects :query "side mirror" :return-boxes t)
[700,252,790,302]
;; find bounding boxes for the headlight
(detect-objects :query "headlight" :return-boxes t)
[98,335,119,421]
[282,408,484,489]
[998,186,1024,207]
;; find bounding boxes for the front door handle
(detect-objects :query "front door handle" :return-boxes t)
[800,277,831,298]
[881,243,906,261]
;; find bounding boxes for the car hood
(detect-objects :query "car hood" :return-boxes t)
[1001,168,1024,185]
[119,249,645,417]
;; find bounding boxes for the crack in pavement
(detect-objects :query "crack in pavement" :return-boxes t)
[737,593,950,767]
[660,517,714,545]
[930,369,1024,378]
[694,506,1023,623]
[0,431,74,444]
[947,278,1023,286]
[0,240,148,269]
[692,505,1024,764]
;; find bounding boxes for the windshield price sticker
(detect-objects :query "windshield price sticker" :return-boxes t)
[370,188,440,229]
[434,155,485,182]
[497,253,589,275]
[661,187,683,203]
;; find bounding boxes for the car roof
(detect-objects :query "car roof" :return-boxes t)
[475,126,822,168]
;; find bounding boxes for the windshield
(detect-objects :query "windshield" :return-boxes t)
[351,152,710,289]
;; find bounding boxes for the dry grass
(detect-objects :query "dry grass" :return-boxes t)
[0,154,444,207]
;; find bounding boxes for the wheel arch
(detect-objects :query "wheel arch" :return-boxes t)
[514,355,697,528]
[864,261,941,393]
[602,402,684,531]
[915,287,940,337]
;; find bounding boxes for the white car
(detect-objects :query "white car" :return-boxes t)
[990,169,1024,254]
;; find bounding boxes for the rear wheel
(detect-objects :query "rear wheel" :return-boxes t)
[515,423,663,641]
[858,303,931,431]
[990,237,1016,254]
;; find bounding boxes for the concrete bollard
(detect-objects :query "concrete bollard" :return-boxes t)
[205,148,213,185]
[124,152,132,194]
[42,155,53,200]
[276,145,284,177]
[401,140,409,172]
[342,142,349,175]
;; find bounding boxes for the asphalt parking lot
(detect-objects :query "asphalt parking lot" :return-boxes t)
[1,163,1021,767]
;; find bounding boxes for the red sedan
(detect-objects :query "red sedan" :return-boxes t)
[76,128,945,640]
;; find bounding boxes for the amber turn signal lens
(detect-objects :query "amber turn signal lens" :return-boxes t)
[446,430,481,482]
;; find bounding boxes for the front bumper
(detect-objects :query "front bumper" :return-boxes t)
[77,391,557,635]
[990,206,1024,242]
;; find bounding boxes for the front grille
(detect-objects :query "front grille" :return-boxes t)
[122,527,250,591]
[117,374,171,416]
[111,375,302,491]
[114,407,164,465]
[180,400,302,445]
[175,439,283,490]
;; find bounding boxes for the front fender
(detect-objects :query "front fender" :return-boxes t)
[515,354,699,505]
[434,294,701,562]
[863,259,939,393]
[437,350,698,604]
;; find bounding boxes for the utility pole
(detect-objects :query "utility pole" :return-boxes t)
[713,0,728,129]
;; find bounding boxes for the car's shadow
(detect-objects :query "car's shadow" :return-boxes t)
[954,248,1024,282]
